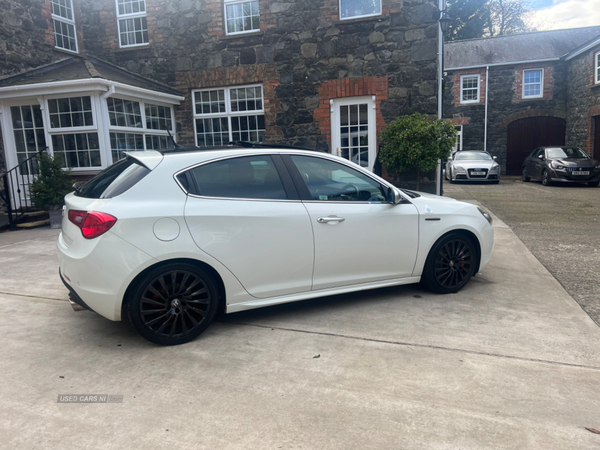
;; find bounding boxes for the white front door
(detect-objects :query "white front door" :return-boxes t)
[331,96,377,171]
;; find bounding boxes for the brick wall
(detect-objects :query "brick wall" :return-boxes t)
[451,69,486,106]
[513,64,554,102]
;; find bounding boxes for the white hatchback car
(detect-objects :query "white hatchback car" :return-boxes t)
[58,147,494,345]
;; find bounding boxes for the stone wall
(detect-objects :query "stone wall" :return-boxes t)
[565,44,600,155]
[0,0,56,77]
[80,0,440,150]
[444,62,567,173]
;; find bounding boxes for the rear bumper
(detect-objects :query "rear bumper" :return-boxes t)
[57,231,157,321]
[60,270,93,312]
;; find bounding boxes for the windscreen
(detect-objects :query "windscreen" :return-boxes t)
[455,152,492,161]
[74,157,150,199]
[546,148,588,159]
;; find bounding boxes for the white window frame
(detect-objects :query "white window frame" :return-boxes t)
[50,0,78,54]
[522,69,544,99]
[460,74,480,104]
[224,0,261,36]
[595,52,600,85]
[105,94,176,162]
[192,84,265,147]
[115,0,149,48]
[339,0,382,21]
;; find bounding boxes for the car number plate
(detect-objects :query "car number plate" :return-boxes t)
[572,171,589,175]
[471,171,485,175]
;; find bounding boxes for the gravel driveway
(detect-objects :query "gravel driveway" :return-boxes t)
[444,176,600,327]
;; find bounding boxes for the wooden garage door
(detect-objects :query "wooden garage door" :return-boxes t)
[506,117,566,175]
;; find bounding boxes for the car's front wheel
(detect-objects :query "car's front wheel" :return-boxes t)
[128,263,219,345]
[541,169,552,186]
[422,233,477,294]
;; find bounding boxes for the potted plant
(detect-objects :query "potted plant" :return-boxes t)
[29,152,73,229]
[379,113,456,191]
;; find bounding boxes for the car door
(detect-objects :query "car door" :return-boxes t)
[524,148,536,177]
[532,148,545,179]
[182,154,314,299]
[283,154,419,291]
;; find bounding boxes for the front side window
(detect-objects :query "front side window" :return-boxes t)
[107,97,175,162]
[523,69,543,98]
[51,0,77,52]
[116,0,149,47]
[291,155,387,202]
[225,0,260,34]
[187,155,287,200]
[193,85,265,147]
[595,52,600,85]
[339,0,382,20]
[460,75,480,103]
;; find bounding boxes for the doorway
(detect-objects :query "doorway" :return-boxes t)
[330,96,377,171]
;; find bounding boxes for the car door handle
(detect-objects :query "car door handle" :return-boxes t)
[317,216,345,224]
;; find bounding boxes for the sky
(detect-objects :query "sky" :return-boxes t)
[530,0,600,31]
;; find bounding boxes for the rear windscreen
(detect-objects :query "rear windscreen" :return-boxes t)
[75,158,150,199]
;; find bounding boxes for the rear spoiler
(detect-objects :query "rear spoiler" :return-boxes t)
[124,151,164,170]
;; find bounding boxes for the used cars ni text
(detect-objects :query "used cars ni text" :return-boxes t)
[445,150,501,183]
[521,147,600,187]
[57,147,495,345]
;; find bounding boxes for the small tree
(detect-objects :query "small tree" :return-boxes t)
[379,113,457,190]
[30,152,73,210]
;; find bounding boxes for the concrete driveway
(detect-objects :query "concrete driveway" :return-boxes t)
[1,217,600,449]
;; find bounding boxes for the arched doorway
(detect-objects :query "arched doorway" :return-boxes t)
[506,117,566,175]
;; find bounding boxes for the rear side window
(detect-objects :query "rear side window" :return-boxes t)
[75,157,150,199]
[186,155,287,200]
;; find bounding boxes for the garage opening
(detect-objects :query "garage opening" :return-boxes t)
[506,117,566,175]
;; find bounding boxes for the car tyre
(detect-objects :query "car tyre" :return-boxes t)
[588,181,599,187]
[522,167,530,182]
[421,233,477,294]
[128,263,219,346]
[541,169,552,186]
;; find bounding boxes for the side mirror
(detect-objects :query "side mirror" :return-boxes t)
[493,156,497,160]
[538,154,545,160]
[391,188,404,205]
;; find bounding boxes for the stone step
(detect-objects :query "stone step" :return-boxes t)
[16,219,51,229]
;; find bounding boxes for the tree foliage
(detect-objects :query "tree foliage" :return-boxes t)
[446,0,535,41]
[379,113,456,189]
[30,152,73,210]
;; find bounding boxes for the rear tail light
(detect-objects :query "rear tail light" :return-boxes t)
[68,210,117,239]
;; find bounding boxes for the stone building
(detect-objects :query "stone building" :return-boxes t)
[0,0,441,183]
[443,26,600,175]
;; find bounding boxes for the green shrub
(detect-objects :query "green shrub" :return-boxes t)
[29,152,73,210]
[379,113,456,190]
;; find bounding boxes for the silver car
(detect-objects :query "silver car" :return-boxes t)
[446,150,500,184]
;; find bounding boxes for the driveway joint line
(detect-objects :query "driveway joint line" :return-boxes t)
[0,291,66,302]
[224,321,600,371]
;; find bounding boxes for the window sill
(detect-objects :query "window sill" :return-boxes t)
[337,15,385,26]
[113,44,151,52]
[458,102,482,106]
[220,30,263,40]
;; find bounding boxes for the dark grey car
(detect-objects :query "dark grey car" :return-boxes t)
[522,147,600,187]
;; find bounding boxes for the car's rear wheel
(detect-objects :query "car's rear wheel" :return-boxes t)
[589,180,599,187]
[541,169,552,186]
[422,233,477,294]
[128,263,219,345]
[522,167,530,182]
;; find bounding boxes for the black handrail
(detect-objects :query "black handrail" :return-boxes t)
[0,148,47,230]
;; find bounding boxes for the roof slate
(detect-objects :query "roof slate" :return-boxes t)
[0,56,181,96]
[445,26,600,69]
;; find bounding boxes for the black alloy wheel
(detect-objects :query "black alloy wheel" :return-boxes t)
[129,263,219,345]
[522,167,530,182]
[541,169,551,186]
[422,233,476,294]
